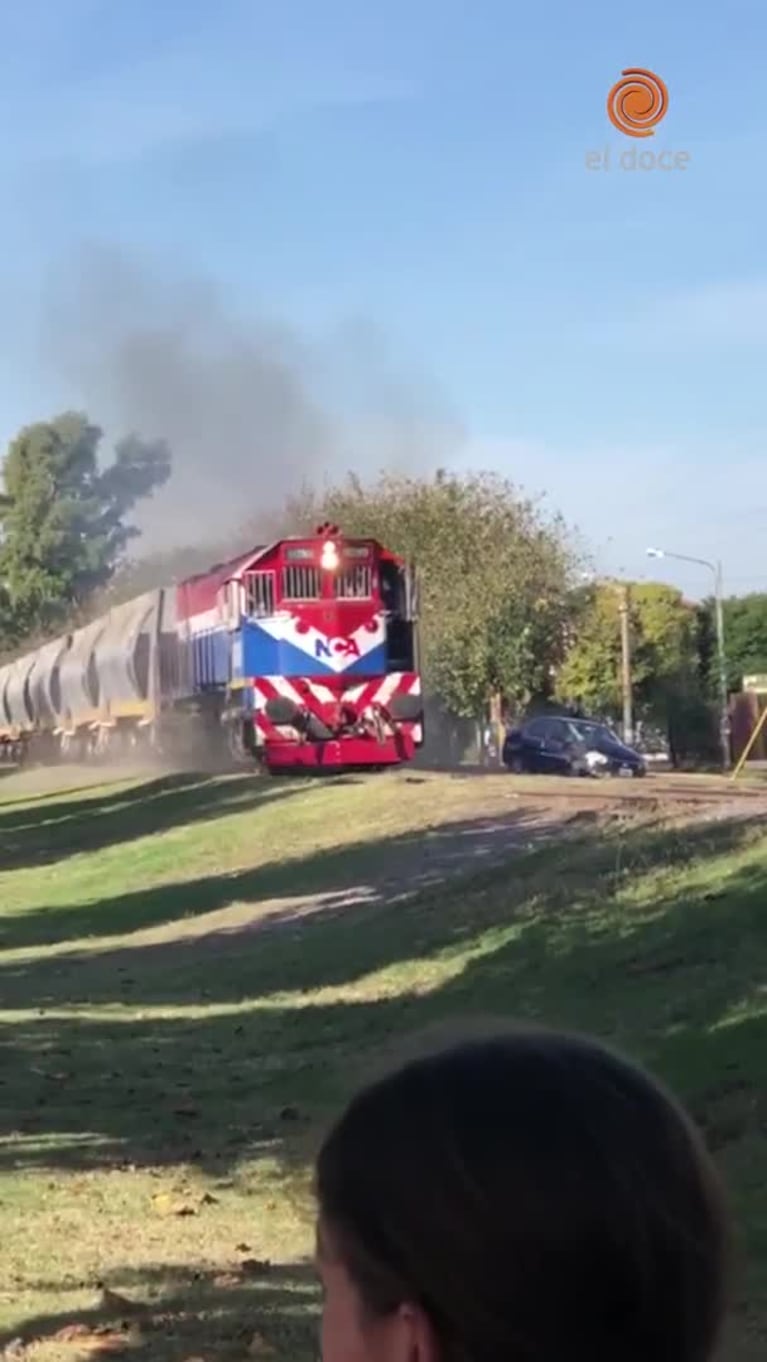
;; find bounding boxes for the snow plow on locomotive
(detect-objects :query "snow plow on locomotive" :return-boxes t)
[0,526,423,773]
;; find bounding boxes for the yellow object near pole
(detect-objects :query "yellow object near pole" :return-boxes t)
[730,701,767,781]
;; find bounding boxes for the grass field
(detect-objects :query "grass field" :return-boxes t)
[0,767,765,1361]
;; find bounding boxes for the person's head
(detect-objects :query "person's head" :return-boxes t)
[314,1027,729,1362]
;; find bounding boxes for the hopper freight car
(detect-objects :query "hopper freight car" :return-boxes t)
[0,525,423,773]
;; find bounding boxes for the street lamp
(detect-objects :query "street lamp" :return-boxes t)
[646,547,730,769]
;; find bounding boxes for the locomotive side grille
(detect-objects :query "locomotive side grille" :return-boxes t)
[245,570,276,617]
[334,565,372,598]
[282,565,321,600]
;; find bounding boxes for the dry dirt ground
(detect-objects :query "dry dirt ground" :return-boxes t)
[98,776,767,952]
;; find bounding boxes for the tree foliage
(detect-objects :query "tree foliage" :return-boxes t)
[0,412,171,639]
[696,592,767,693]
[555,580,700,722]
[553,583,624,715]
[284,469,582,718]
[630,582,700,717]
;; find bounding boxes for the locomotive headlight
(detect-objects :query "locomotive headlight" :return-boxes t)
[321,541,339,570]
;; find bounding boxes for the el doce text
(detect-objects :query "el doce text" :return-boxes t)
[586,146,690,172]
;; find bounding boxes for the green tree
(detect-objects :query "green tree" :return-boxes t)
[281,469,581,719]
[553,581,624,715]
[697,592,767,693]
[0,412,171,637]
[555,579,700,724]
[630,582,700,716]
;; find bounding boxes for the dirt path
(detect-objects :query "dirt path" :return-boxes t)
[3,764,766,966]
[64,782,767,960]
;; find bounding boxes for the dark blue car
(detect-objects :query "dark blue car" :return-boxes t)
[502,715,646,777]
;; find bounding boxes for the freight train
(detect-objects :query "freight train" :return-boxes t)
[0,525,423,773]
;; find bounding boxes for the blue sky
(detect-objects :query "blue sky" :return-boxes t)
[1,0,765,597]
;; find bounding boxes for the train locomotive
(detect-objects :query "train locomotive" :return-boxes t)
[0,525,423,773]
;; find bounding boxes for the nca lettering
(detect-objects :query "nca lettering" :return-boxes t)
[315,636,361,659]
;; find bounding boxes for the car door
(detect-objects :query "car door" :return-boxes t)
[519,718,551,771]
[540,718,575,772]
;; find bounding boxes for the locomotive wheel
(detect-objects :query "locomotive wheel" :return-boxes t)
[225,719,258,767]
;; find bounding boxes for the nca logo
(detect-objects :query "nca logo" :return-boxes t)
[315,636,361,660]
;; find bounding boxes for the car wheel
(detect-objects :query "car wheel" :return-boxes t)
[507,753,525,774]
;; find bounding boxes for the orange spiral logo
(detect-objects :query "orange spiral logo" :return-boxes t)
[607,68,668,138]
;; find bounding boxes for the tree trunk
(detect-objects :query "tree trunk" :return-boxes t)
[489,690,504,767]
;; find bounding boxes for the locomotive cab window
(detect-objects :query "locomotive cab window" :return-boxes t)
[245,571,275,617]
[379,560,406,614]
[379,560,415,671]
[282,565,321,599]
[334,563,372,598]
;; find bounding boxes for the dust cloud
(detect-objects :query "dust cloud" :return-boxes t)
[38,243,464,557]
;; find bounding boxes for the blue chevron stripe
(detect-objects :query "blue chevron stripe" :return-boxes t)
[237,626,387,679]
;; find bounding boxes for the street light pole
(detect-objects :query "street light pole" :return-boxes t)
[646,547,730,770]
[618,582,633,745]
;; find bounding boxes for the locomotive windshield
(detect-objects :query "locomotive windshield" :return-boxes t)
[277,539,377,603]
[241,540,415,616]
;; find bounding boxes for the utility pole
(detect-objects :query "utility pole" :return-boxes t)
[618,583,633,745]
[714,560,730,771]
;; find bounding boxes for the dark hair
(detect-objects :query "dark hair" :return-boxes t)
[316,1028,729,1362]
